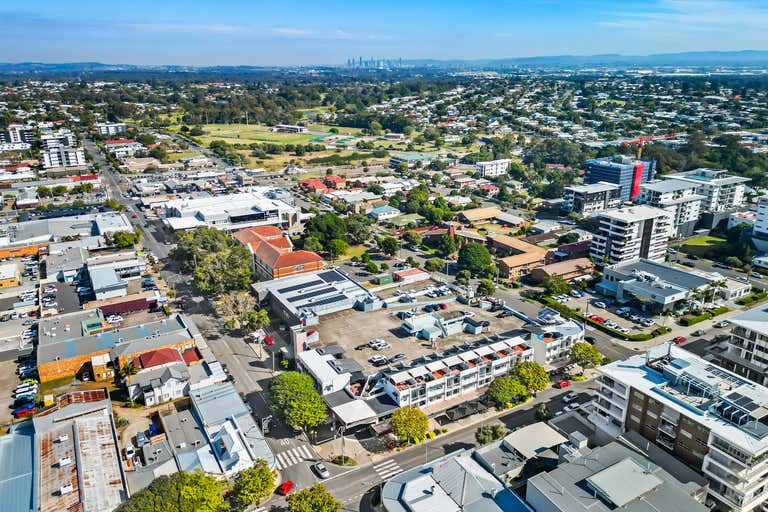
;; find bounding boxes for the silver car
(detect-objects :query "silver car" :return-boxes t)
[313,462,330,479]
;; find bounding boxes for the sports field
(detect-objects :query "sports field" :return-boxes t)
[196,124,318,145]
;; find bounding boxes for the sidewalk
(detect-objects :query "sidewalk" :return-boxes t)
[314,371,598,467]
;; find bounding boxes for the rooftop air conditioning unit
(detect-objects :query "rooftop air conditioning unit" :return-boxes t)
[60,483,74,495]
[57,434,69,443]
[58,456,72,467]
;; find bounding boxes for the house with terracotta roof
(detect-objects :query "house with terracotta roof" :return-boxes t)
[125,347,206,406]
[233,226,324,280]
[490,234,552,282]
[529,257,595,283]
[298,178,330,194]
[324,175,346,189]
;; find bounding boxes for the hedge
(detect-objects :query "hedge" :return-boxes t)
[736,292,768,306]
[679,306,730,326]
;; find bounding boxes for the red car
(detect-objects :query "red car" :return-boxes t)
[14,408,35,418]
[263,335,274,345]
[277,480,295,495]
[673,336,687,344]
[555,380,571,389]
[438,303,447,310]
[590,316,605,323]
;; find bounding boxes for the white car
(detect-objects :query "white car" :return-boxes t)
[562,392,578,403]
[563,403,580,413]
[107,315,124,324]
[593,301,607,308]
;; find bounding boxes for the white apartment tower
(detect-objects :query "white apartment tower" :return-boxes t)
[639,180,704,238]
[475,159,512,177]
[590,205,672,265]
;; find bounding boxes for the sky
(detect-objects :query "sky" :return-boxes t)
[1,0,767,66]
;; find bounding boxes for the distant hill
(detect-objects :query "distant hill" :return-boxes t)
[0,50,766,74]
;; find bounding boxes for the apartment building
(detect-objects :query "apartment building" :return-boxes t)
[589,205,672,265]
[475,158,512,177]
[639,180,704,237]
[40,130,77,149]
[0,123,34,144]
[662,168,749,214]
[41,146,86,170]
[718,306,768,387]
[752,195,768,253]
[528,311,584,368]
[592,345,768,512]
[95,122,127,136]
[584,155,656,201]
[562,182,622,217]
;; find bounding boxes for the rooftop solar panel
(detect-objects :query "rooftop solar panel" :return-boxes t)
[304,294,347,308]
[277,280,324,294]
[287,288,333,303]
[319,270,345,283]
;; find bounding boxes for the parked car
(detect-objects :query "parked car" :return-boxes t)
[692,330,706,337]
[715,320,731,328]
[13,406,35,418]
[562,392,578,403]
[277,480,295,495]
[555,380,571,389]
[687,254,700,260]
[593,301,606,308]
[369,355,388,366]
[673,336,687,344]
[562,403,580,413]
[389,353,407,364]
[313,462,330,479]
[584,336,596,345]
[136,431,148,448]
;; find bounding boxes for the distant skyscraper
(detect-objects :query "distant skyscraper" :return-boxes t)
[584,155,656,201]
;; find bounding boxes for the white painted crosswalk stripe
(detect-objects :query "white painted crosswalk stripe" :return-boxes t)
[275,444,315,470]
[377,468,402,480]
[373,459,402,480]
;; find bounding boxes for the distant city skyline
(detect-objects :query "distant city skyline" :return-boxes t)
[2,0,768,66]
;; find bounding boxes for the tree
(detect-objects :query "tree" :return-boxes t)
[475,424,507,444]
[302,236,323,253]
[477,279,495,296]
[438,234,458,256]
[115,470,227,512]
[535,403,552,421]
[111,230,141,248]
[570,342,602,368]
[121,362,138,377]
[269,372,327,431]
[365,261,379,274]
[302,213,348,249]
[456,269,471,285]
[726,256,743,268]
[194,246,252,296]
[457,242,494,276]
[380,236,400,257]
[171,226,234,272]
[486,376,528,407]
[326,238,349,259]
[148,145,167,162]
[104,198,124,211]
[512,361,549,393]
[391,405,429,443]
[542,275,570,296]
[287,484,341,512]
[557,232,580,244]
[216,292,269,331]
[402,230,422,247]
[424,257,445,272]
[231,459,275,508]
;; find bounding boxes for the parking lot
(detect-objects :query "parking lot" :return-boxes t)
[548,290,662,337]
[0,358,21,428]
[312,290,527,374]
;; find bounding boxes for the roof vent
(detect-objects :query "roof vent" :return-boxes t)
[57,456,72,467]
[60,483,74,495]
[56,434,69,443]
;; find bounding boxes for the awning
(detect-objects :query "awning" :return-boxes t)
[331,400,378,427]
[426,361,447,372]
[474,345,494,357]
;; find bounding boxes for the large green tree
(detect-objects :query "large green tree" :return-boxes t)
[193,246,252,296]
[457,242,494,276]
[380,236,400,257]
[230,459,275,509]
[287,484,341,512]
[570,342,602,368]
[391,405,429,443]
[115,471,227,512]
[269,372,327,431]
[542,275,570,295]
[486,376,528,407]
[512,361,549,393]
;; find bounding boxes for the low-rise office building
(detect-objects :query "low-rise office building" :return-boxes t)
[593,345,768,512]
[0,261,20,288]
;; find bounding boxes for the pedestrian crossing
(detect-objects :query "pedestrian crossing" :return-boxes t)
[373,459,402,480]
[275,444,314,470]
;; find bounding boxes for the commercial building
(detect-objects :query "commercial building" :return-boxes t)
[233,226,323,281]
[0,262,20,288]
[96,122,127,136]
[0,422,36,512]
[163,190,298,231]
[639,180,704,237]
[381,449,533,512]
[662,168,749,213]
[592,345,768,512]
[476,158,512,177]
[89,266,128,301]
[0,212,132,251]
[273,124,308,133]
[389,153,436,170]
[41,146,87,170]
[718,306,768,387]
[597,258,749,312]
[189,382,276,476]
[526,441,709,512]
[35,389,128,512]
[562,182,621,217]
[589,205,672,265]
[584,155,656,201]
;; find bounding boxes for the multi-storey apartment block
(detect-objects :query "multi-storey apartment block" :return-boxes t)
[589,205,673,265]
[562,182,622,217]
[640,180,704,237]
[663,168,749,213]
[475,158,512,177]
[718,306,768,387]
[584,155,656,201]
[95,122,127,136]
[41,146,86,169]
[593,345,768,512]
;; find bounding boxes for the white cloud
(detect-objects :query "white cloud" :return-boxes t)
[124,22,247,34]
[271,27,314,37]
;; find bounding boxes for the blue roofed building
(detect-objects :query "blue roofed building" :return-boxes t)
[368,205,401,221]
[0,422,37,512]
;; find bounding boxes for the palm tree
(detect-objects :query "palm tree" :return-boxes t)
[121,362,138,377]
[708,280,727,304]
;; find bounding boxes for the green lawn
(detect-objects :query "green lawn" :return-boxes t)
[169,151,201,161]
[335,244,368,261]
[674,236,730,259]
[196,123,317,145]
